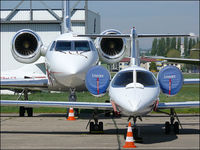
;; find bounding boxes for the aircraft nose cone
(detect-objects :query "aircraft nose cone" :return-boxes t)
[126,94,141,113]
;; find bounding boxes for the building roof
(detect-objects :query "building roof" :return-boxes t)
[120,58,130,62]
[120,57,157,63]
[140,57,157,62]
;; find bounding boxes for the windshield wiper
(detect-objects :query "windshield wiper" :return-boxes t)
[80,50,90,54]
[56,50,66,54]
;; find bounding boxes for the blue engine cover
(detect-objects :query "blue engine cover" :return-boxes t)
[85,66,110,96]
[158,66,183,96]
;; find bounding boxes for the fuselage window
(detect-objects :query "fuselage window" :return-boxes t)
[55,41,71,51]
[75,41,90,51]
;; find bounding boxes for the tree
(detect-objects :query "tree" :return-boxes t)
[190,41,200,59]
[184,37,188,56]
[151,38,158,55]
[149,62,157,72]
[188,38,193,53]
[197,37,199,43]
[166,49,181,58]
[166,37,171,53]
[157,38,165,56]
[192,39,196,47]
[170,37,176,50]
[177,37,181,51]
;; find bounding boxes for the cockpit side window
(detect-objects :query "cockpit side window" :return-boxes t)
[49,41,56,51]
[89,41,96,51]
[75,41,90,51]
[55,41,71,51]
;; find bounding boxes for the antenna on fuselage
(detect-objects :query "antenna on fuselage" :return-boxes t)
[63,0,72,33]
[130,27,140,66]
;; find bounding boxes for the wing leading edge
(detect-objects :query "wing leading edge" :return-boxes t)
[158,101,200,109]
[0,78,48,90]
[0,100,113,110]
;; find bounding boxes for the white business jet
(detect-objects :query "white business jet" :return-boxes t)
[1,0,199,141]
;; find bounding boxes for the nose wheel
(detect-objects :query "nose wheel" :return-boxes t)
[67,88,79,118]
[18,90,33,117]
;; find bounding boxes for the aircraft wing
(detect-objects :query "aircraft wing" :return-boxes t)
[184,79,200,84]
[145,56,200,65]
[0,78,48,90]
[157,101,200,109]
[0,100,113,110]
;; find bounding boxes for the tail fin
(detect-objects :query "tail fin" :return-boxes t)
[63,0,71,33]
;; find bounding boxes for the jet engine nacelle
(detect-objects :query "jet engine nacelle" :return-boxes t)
[158,66,183,96]
[85,66,110,97]
[95,29,126,64]
[12,29,43,64]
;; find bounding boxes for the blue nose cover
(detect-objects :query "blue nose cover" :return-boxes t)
[158,66,183,96]
[85,66,110,96]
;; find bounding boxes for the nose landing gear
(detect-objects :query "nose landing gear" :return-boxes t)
[18,89,33,117]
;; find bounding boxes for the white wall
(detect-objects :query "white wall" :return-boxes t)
[1,23,61,71]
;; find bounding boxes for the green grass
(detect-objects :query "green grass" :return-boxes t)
[183,73,200,79]
[1,75,199,114]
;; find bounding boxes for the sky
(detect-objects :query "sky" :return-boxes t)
[1,0,199,49]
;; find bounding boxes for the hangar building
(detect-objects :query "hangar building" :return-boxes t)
[0,1,100,71]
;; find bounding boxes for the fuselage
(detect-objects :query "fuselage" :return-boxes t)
[109,66,160,116]
[45,32,99,91]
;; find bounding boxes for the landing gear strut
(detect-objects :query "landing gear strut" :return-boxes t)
[88,110,103,133]
[165,108,182,134]
[18,89,33,117]
[67,88,79,117]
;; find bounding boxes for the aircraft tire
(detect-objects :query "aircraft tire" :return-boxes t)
[89,122,94,133]
[99,122,103,131]
[173,121,179,134]
[19,106,25,117]
[165,121,171,134]
[27,108,33,117]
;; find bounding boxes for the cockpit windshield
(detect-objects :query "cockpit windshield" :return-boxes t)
[75,41,90,51]
[54,40,90,52]
[112,70,157,87]
[55,41,71,51]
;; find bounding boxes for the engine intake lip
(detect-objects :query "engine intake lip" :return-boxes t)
[97,29,126,60]
[12,29,42,59]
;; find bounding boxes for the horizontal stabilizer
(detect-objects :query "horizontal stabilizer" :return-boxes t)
[76,34,130,39]
[145,56,200,65]
[77,33,195,39]
[137,33,195,38]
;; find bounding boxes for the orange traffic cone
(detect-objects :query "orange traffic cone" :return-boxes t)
[123,122,136,148]
[67,108,76,121]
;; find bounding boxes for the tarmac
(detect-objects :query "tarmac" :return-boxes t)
[1,113,199,150]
